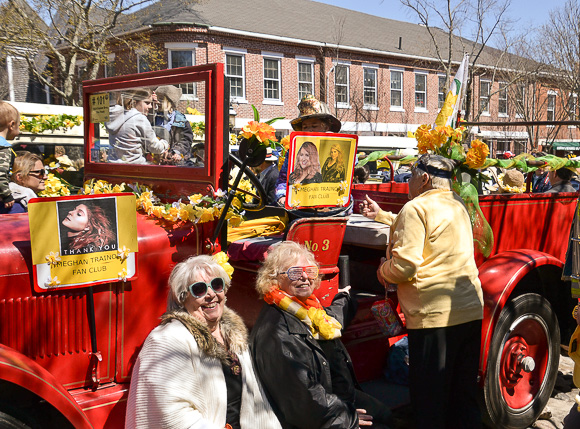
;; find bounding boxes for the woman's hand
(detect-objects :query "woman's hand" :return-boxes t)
[359,195,380,220]
[338,285,351,295]
[357,409,373,427]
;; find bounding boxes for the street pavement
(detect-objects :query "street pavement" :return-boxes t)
[529,355,580,429]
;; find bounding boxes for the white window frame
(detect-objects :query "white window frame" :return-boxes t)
[480,80,491,116]
[363,64,378,110]
[297,56,315,101]
[224,47,247,103]
[547,91,557,124]
[166,42,197,99]
[390,67,404,111]
[438,75,447,109]
[498,82,508,117]
[334,61,350,109]
[262,51,283,105]
[104,53,115,78]
[414,70,428,112]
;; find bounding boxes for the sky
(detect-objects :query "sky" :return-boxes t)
[315,0,562,38]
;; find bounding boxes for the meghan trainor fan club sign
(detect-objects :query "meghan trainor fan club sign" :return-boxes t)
[28,193,138,292]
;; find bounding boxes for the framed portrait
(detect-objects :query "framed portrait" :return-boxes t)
[285,132,358,210]
[28,193,138,292]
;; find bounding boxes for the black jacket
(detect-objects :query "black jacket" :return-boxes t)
[250,293,359,429]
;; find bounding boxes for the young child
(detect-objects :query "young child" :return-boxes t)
[0,101,20,210]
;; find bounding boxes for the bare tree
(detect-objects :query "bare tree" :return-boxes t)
[0,0,184,106]
[400,0,515,121]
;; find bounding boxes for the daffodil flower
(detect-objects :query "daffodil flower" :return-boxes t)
[117,246,130,262]
[118,268,128,282]
[45,251,61,266]
[45,276,60,288]
[212,251,234,279]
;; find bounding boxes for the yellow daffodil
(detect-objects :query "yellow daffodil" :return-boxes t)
[213,251,234,279]
[45,276,60,288]
[117,246,130,262]
[118,268,128,282]
[45,251,61,266]
[465,139,490,169]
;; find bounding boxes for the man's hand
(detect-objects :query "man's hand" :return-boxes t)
[357,409,373,427]
[376,257,388,288]
[4,200,14,209]
[359,194,380,220]
[338,285,351,295]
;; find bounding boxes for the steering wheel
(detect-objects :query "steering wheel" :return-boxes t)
[228,153,267,211]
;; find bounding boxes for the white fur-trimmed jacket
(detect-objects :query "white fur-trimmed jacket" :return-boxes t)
[125,307,282,429]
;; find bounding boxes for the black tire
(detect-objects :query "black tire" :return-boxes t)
[229,153,267,211]
[0,411,31,429]
[483,293,560,429]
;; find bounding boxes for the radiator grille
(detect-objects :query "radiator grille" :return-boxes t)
[0,292,90,359]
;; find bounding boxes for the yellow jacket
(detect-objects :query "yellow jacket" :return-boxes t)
[376,188,483,329]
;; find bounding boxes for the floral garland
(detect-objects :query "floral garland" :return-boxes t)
[20,114,82,134]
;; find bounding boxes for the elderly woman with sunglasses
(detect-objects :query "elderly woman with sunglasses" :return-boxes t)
[1,151,47,214]
[126,254,281,429]
[250,242,392,429]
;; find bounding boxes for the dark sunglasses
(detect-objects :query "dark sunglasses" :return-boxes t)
[29,169,47,177]
[188,277,225,298]
[281,266,319,281]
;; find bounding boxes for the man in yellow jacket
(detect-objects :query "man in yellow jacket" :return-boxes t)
[361,154,484,429]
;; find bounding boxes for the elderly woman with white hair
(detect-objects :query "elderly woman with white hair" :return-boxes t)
[125,254,281,429]
[250,241,392,429]
[360,154,484,429]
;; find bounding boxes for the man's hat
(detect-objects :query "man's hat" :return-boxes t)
[290,95,341,133]
[155,85,183,108]
[265,147,278,162]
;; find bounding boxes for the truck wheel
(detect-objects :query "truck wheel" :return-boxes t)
[229,153,267,211]
[484,293,559,429]
[0,411,31,429]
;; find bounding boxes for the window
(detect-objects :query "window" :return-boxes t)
[335,64,349,107]
[363,67,377,107]
[167,44,196,96]
[297,60,314,100]
[498,82,508,116]
[390,69,403,109]
[547,93,556,121]
[516,84,525,117]
[104,54,115,78]
[263,56,281,102]
[137,54,151,73]
[225,52,246,101]
[569,94,577,121]
[415,72,427,110]
[438,75,447,109]
[480,80,490,114]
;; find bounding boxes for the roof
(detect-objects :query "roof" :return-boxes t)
[131,0,507,67]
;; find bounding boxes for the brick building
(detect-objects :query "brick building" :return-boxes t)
[64,0,580,154]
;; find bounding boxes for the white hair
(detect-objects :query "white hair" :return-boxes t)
[412,154,454,190]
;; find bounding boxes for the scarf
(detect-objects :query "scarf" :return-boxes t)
[264,288,342,340]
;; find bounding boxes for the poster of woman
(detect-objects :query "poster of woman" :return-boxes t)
[285,133,357,210]
[57,198,118,256]
[28,193,138,292]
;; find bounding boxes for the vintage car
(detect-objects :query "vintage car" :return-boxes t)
[0,64,577,429]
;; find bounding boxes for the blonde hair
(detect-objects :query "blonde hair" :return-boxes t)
[255,241,320,298]
[0,101,19,130]
[167,255,231,311]
[121,88,152,110]
[12,151,43,182]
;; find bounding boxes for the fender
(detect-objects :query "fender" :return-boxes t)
[477,249,563,377]
[0,344,93,429]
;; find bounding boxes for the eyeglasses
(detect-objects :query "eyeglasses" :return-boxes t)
[29,169,47,178]
[281,266,319,281]
[188,277,225,298]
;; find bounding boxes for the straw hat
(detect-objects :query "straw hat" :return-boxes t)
[497,169,525,193]
[290,95,341,133]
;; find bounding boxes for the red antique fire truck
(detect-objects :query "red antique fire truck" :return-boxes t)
[0,64,577,429]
